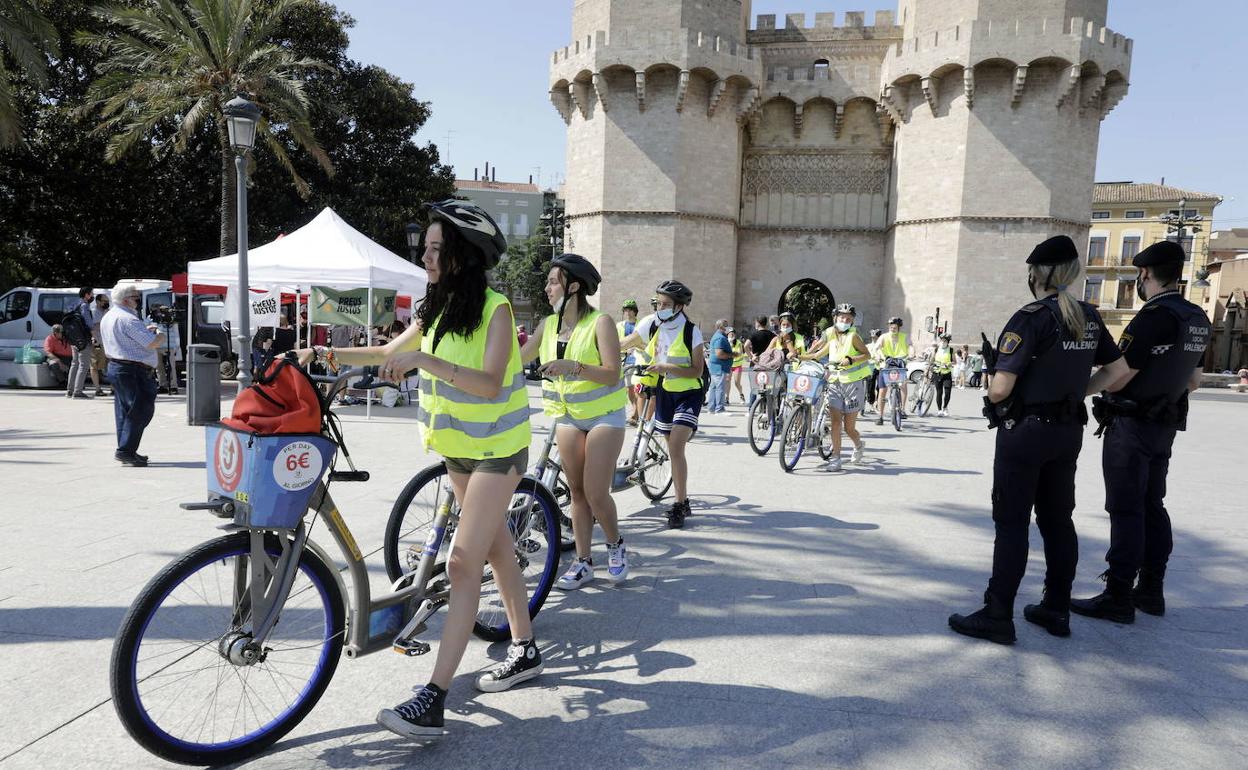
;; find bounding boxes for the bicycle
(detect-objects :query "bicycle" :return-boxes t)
[878,356,909,432]
[747,366,786,455]
[110,366,562,766]
[778,361,834,472]
[909,362,937,417]
[610,364,674,501]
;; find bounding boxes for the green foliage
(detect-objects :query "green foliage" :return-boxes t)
[782,280,836,337]
[494,233,554,317]
[0,0,61,146]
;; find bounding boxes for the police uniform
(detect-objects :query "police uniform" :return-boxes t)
[949,235,1121,645]
[1072,240,1211,622]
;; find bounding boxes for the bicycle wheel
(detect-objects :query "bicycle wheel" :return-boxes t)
[779,404,809,473]
[638,430,673,501]
[914,382,935,416]
[890,387,903,432]
[383,461,453,585]
[747,396,776,455]
[476,478,562,641]
[816,408,836,461]
[550,476,576,552]
[111,532,344,767]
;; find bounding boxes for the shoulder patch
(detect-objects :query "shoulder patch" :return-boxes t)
[1020,302,1045,314]
[1119,333,1133,352]
[1000,332,1023,354]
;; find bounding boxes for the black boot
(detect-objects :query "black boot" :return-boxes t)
[1023,590,1071,637]
[1071,572,1136,624]
[1133,568,1166,617]
[949,590,1016,645]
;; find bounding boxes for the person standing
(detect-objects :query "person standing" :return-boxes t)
[968,348,984,389]
[621,280,704,529]
[874,317,913,424]
[100,283,166,466]
[744,316,775,406]
[707,319,733,413]
[931,333,955,417]
[520,254,630,590]
[65,287,96,399]
[948,235,1127,644]
[729,328,747,404]
[617,299,642,424]
[801,304,869,471]
[1071,240,1212,623]
[864,329,882,414]
[90,292,111,396]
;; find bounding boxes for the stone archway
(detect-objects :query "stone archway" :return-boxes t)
[778,278,836,339]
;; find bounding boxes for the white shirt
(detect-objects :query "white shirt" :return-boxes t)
[101,305,159,367]
[635,313,704,365]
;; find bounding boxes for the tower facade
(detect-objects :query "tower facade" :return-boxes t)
[550,1,1132,339]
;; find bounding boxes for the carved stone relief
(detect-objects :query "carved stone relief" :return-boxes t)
[742,151,890,196]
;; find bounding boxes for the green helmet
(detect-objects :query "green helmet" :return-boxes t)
[622,299,639,311]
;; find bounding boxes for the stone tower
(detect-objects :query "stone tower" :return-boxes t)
[549,0,762,325]
[881,0,1132,336]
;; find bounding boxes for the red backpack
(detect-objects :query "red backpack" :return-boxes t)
[221,354,324,435]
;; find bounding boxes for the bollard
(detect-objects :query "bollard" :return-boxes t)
[187,344,222,425]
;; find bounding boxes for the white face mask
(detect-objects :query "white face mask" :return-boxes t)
[553,296,566,314]
[656,308,677,322]
[780,325,793,335]
[835,321,851,332]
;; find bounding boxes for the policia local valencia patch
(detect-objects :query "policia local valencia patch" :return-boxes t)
[1000,333,1023,355]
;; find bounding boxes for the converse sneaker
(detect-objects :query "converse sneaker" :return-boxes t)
[605,539,629,583]
[475,639,543,693]
[851,442,865,464]
[555,558,594,591]
[376,683,447,737]
[666,500,688,529]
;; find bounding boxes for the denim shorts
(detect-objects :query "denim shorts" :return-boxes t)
[554,408,627,433]
[443,448,529,476]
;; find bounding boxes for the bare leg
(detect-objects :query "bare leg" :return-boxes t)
[843,410,862,447]
[666,425,693,502]
[829,411,844,455]
[583,425,625,542]
[429,468,528,690]
[555,425,594,561]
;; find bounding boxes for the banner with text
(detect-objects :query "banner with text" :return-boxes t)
[224,288,281,331]
[310,287,396,327]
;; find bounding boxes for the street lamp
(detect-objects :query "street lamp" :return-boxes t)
[405,223,423,262]
[223,94,262,388]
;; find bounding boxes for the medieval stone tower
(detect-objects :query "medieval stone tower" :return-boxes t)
[549,0,1132,338]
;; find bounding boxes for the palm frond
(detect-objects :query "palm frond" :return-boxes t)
[0,58,22,147]
[260,125,310,197]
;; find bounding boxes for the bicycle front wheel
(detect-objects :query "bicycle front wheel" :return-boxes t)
[816,408,836,461]
[779,404,810,473]
[477,478,562,641]
[110,532,344,767]
[383,461,452,585]
[747,396,776,455]
[890,387,903,432]
[638,431,673,501]
[913,382,935,416]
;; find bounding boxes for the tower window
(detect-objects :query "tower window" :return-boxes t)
[814,59,830,70]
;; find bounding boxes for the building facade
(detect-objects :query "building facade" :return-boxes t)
[453,176,547,243]
[549,0,1132,339]
[1086,182,1221,338]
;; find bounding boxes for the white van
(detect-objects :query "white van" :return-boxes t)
[0,286,85,361]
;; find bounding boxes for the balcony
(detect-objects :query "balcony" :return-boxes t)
[1086,254,1138,275]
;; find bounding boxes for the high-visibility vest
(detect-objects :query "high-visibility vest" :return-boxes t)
[624,320,657,386]
[828,330,872,383]
[731,340,746,368]
[772,333,806,356]
[933,347,953,374]
[646,319,700,393]
[880,332,909,359]
[540,311,627,419]
[417,289,531,460]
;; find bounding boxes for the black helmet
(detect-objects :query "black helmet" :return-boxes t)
[551,253,601,296]
[422,199,508,268]
[888,316,903,326]
[622,299,639,311]
[835,303,856,316]
[939,332,952,341]
[870,328,882,338]
[655,280,692,306]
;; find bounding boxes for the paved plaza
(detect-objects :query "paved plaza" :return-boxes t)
[1,384,1246,769]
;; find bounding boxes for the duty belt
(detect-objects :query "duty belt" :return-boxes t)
[1091,392,1187,437]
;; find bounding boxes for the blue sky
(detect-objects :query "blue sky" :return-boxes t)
[330,0,1247,226]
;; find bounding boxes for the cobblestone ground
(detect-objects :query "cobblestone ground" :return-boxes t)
[1,385,1245,769]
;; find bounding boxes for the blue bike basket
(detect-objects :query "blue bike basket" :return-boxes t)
[205,425,338,529]
[786,370,824,399]
[879,367,907,386]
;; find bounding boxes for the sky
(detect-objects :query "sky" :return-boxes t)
[329,0,1248,226]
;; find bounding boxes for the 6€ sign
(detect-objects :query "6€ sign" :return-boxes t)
[273,441,323,491]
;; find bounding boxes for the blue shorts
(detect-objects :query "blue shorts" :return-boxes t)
[653,387,701,435]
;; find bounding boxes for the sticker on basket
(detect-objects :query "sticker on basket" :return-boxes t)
[214,430,243,493]
[756,371,769,386]
[795,375,811,393]
[272,441,324,491]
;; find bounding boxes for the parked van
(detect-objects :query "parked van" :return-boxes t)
[0,286,84,361]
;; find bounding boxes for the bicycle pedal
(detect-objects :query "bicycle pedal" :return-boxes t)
[519,538,542,554]
[393,639,431,656]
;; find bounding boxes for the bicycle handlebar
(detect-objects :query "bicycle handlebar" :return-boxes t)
[310,366,405,402]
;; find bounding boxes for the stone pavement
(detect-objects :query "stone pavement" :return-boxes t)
[0,385,1245,769]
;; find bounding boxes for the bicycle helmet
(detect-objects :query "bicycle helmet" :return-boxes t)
[422,199,508,268]
[622,299,639,311]
[835,303,856,316]
[888,316,904,326]
[655,280,693,306]
[939,332,953,341]
[551,253,601,296]
[778,311,795,320]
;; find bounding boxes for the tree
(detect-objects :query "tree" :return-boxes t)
[781,280,835,338]
[79,0,334,255]
[0,0,60,147]
[494,233,553,318]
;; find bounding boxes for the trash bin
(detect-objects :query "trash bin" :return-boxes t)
[187,344,222,425]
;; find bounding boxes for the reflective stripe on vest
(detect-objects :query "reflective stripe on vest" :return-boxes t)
[539,311,627,419]
[881,332,908,358]
[418,288,532,459]
[646,319,700,393]
[829,331,871,383]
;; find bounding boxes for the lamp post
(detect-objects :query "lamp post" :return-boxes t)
[1158,196,1204,297]
[405,223,423,263]
[223,94,262,388]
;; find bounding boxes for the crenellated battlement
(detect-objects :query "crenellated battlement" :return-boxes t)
[892,16,1131,60]
[551,26,757,67]
[751,10,897,33]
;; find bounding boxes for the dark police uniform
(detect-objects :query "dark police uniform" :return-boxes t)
[950,235,1120,645]
[1072,240,1211,621]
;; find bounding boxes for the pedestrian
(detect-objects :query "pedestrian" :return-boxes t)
[744,316,775,406]
[968,348,984,389]
[729,328,747,404]
[90,292,111,396]
[932,333,955,417]
[516,324,528,347]
[621,280,704,529]
[801,303,869,470]
[864,329,882,413]
[767,313,806,359]
[42,324,73,385]
[64,287,97,399]
[874,317,913,424]
[768,314,780,335]
[617,299,642,424]
[521,254,630,590]
[100,283,166,467]
[707,319,733,413]
[1071,240,1213,623]
[949,235,1127,644]
[953,344,969,389]
[303,200,540,737]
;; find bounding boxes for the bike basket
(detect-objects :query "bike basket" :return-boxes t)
[754,369,784,393]
[879,367,907,386]
[786,370,825,400]
[204,424,338,529]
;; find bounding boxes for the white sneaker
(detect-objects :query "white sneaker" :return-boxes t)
[851,442,864,464]
[825,457,843,472]
[555,559,594,591]
[605,539,629,583]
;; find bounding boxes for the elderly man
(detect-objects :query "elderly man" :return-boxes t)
[707,318,733,413]
[42,324,73,385]
[101,283,166,466]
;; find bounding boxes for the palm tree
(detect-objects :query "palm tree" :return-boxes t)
[79,0,333,255]
[0,0,62,147]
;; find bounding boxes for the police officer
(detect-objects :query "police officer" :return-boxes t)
[949,235,1127,645]
[1071,240,1212,623]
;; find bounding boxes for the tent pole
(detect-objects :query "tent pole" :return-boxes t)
[366,284,374,420]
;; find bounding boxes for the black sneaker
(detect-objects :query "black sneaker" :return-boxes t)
[666,500,688,529]
[115,451,149,467]
[1071,572,1135,624]
[475,639,543,693]
[376,683,447,737]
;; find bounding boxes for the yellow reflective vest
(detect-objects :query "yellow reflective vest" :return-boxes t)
[880,332,909,359]
[646,319,700,393]
[933,347,953,374]
[540,311,627,419]
[417,289,531,460]
[828,330,871,383]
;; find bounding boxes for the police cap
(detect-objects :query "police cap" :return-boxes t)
[1026,235,1079,265]
[1132,240,1186,267]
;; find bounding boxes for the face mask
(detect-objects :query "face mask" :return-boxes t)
[656,308,677,322]
[835,321,851,332]
[1135,270,1148,302]
[553,295,567,314]
[940,343,950,350]
[780,325,793,335]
